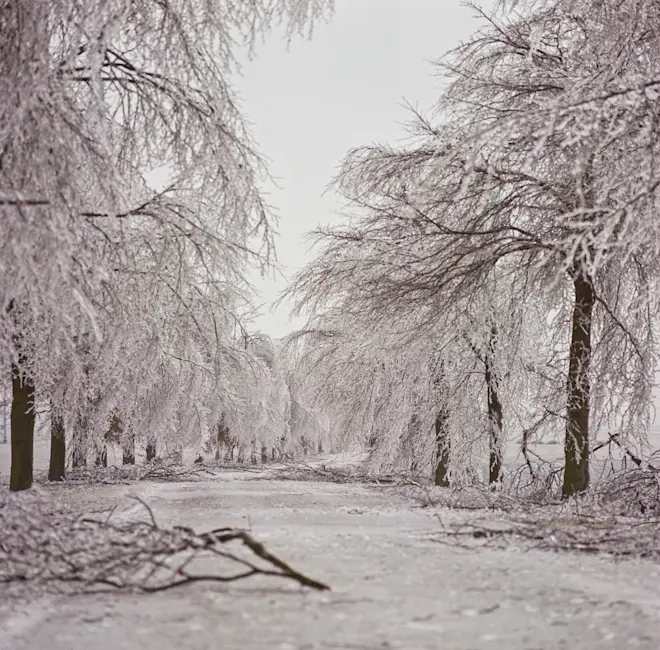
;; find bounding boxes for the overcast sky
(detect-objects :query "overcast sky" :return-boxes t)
[237,0,496,338]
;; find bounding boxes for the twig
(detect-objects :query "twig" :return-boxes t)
[0,492,330,595]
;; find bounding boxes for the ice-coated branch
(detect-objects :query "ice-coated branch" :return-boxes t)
[0,492,330,594]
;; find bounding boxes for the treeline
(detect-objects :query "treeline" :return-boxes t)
[288,0,660,496]
[0,0,333,491]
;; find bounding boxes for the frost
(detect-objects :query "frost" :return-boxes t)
[287,0,660,495]
[0,0,333,489]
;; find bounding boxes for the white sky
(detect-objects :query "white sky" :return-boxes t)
[237,0,496,338]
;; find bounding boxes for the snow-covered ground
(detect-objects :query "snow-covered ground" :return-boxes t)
[1,465,660,650]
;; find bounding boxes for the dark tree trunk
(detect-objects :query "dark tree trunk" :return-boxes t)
[431,354,450,487]
[95,445,108,468]
[215,418,230,461]
[485,326,503,486]
[318,439,323,454]
[123,434,135,465]
[563,273,595,498]
[300,436,310,455]
[146,442,156,462]
[10,361,35,491]
[434,405,451,487]
[48,406,66,481]
[260,443,268,464]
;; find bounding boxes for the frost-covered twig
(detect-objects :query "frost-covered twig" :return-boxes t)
[270,459,421,486]
[0,491,329,595]
[430,514,660,562]
[422,462,660,561]
[34,461,219,486]
[137,461,217,483]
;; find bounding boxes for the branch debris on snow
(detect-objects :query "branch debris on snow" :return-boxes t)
[0,491,329,596]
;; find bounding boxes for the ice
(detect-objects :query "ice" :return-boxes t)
[1,460,659,650]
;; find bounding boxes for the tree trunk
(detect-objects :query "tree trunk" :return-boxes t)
[260,443,268,464]
[215,418,230,462]
[563,273,595,498]
[485,326,503,486]
[123,434,135,465]
[95,445,108,468]
[71,428,88,469]
[10,362,35,491]
[48,406,66,481]
[431,354,451,487]
[146,442,156,462]
[224,441,235,462]
[434,405,450,487]
[300,435,310,455]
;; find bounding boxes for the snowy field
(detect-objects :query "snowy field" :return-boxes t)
[1,449,660,650]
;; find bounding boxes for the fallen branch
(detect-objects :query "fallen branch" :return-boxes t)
[137,461,217,482]
[430,515,660,561]
[0,491,329,595]
[269,459,424,486]
[35,460,219,486]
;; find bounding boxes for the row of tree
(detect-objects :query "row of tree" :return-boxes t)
[288,0,660,496]
[1,0,333,491]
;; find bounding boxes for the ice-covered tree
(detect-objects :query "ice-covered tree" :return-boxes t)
[289,0,660,496]
[1,0,333,490]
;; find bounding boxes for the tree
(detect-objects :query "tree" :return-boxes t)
[289,0,660,496]
[47,403,66,482]
[1,0,333,490]
[283,309,492,481]
[438,0,660,495]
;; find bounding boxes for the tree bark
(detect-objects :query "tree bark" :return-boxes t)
[71,427,88,468]
[48,406,66,481]
[10,362,35,491]
[485,326,503,486]
[146,441,156,462]
[562,272,595,498]
[95,445,108,468]
[123,434,135,465]
[434,405,451,487]
[431,355,450,487]
[215,417,230,461]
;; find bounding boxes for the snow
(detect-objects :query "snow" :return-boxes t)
[1,463,660,650]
